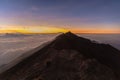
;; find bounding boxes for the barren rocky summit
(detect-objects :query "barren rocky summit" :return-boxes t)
[0,32,120,80]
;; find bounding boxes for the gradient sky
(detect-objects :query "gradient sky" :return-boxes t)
[0,0,120,33]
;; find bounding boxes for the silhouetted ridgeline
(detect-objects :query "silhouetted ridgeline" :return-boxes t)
[0,32,120,80]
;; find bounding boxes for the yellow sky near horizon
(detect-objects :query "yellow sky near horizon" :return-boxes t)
[0,26,68,34]
[0,26,119,34]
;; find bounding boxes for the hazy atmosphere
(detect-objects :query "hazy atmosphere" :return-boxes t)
[0,0,120,80]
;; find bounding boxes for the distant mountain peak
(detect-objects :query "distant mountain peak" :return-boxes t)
[57,31,78,38]
[65,31,74,35]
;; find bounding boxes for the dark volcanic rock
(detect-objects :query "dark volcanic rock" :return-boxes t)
[0,32,120,80]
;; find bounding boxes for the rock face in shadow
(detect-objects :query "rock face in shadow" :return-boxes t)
[0,32,120,80]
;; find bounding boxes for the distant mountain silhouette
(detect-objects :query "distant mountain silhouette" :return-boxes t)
[0,32,120,80]
[2,33,29,37]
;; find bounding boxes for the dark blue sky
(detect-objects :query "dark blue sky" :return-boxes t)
[0,0,120,33]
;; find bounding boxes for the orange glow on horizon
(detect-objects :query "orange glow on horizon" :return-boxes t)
[69,28,120,34]
[0,26,119,34]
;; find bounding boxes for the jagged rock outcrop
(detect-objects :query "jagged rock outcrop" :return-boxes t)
[0,32,120,80]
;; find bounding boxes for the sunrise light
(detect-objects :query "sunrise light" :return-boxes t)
[0,26,68,34]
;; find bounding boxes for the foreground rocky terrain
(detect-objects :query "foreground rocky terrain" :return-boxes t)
[0,32,120,80]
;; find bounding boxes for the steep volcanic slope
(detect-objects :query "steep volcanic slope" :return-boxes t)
[0,32,120,80]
